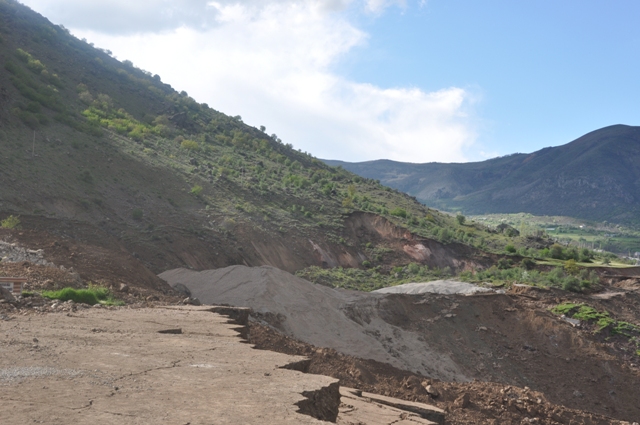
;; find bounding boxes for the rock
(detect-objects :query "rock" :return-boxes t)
[119,283,129,293]
[425,385,439,398]
[0,241,54,266]
[560,315,580,327]
[181,297,202,306]
[454,393,470,408]
[146,295,159,302]
[0,286,16,303]
[572,390,583,398]
[172,283,191,297]
[403,375,422,390]
[477,326,488,331]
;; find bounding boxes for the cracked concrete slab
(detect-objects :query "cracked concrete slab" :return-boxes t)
[0,307,338,424]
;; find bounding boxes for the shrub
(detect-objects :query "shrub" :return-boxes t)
[561,276,582,292]
[521,258,536,270]
[181,140,199,151]
[456,214,466,225]
[78,91,94,105]
[190,185,203,196]
[505,244,516,254]
[564,259,579,276]
[1,215,21,229]
[550,244,564,259]
[79,170,93,183]
[496,258,511,269]
[389,208,407,218]
[407,262,421,274]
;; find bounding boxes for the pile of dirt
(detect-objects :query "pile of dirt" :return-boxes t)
[249,322,635,425]
[0,227,172,294]
[373,280,494,295]
[0,261,83,291]
[160,265,640,422]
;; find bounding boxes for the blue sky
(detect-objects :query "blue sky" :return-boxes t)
[19,0,640,163]
[344,0,640,159]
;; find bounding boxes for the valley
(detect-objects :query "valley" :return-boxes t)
[1,1,640,424]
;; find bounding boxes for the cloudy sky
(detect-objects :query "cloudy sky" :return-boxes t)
[19,0,640,163]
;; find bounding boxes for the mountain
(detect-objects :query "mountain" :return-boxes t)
[325,125,640,224]
[0,0,507,282]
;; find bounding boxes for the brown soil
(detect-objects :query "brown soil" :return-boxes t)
[0,225,172,295]
[161,265,640,422]
[248,322,634,425]
[3,225,640,424]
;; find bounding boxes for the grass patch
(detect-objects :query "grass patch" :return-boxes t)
[551,303,640,355]
[296,263,454,292]
[42,286,124,306]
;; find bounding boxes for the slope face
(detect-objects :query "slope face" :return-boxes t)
[159,265,471,381]
[161,265,640,421]
[0,0,504,278]
[326,125,640,224]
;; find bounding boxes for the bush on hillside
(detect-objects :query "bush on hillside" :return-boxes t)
[389,208,407,218]
[1,215,21,229]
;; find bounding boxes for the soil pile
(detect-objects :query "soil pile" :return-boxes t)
[249,322,634,425]
[373,280,493,295]
[160,266,640,422]
[159,265,469,381]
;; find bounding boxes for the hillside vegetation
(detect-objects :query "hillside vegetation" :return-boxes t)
[3,0,632,297]
[0,0,527,278]
[326,124,640,226]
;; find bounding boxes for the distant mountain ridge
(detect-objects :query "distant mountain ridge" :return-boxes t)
[325,125,640,224]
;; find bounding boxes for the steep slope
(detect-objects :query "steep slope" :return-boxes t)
[0,0,507,283]
[326,125,640,224]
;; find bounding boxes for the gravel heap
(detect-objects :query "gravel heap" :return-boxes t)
[373,280,493,295]
[0,241,54,266]
[159,265,469,381]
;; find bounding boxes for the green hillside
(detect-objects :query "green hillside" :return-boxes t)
[0,0,522,276]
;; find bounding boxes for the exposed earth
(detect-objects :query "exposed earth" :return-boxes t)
[2,232,640,424]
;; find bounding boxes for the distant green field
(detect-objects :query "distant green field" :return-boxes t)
[471,213,640,258]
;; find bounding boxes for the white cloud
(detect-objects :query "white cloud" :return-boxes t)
[21,0,476,162]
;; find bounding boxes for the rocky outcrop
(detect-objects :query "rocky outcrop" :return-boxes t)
[0,241,54,266]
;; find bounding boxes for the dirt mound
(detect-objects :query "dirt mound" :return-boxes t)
[160,266,640,422]
[249,322,633,425]
[0,261,83,291]
[0,227,171,294]
[373,280,493,295]
[159,265,470,381]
